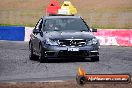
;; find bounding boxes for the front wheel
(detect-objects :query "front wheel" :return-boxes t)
[39,45,48,63]
[29,43,38,60]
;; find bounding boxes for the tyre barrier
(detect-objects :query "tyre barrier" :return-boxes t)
[0,26,132,46]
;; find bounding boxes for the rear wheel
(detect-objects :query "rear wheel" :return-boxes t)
[29,43,38,60]
[39,45,48,63]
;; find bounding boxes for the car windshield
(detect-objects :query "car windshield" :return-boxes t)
[43,18,90,31]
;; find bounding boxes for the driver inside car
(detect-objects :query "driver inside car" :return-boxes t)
[46,21,59,30]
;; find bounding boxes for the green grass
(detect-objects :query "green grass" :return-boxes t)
[90,24,132,29]
[1,23,131,29]
[0,24,35,27]
[0,0,132,28]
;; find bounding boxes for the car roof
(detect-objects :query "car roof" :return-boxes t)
[42,16,81,19]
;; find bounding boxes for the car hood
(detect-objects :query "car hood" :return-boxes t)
[43,31,95,40]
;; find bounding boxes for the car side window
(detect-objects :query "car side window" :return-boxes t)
[33,18,43,35]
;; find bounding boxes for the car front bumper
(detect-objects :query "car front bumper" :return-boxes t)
[42,45,99,58]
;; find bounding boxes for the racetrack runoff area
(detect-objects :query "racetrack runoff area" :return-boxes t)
[0,41,132,88]
[0,80,132,88]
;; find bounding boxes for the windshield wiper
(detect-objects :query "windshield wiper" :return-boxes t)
[53,29,60,31]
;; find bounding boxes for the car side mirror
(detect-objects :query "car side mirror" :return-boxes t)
[91,28,97,32]
[33,29,43,37]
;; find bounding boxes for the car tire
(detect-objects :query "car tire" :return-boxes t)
[90,56,99,62]
[39,45,48,63]
[29,43,38,60]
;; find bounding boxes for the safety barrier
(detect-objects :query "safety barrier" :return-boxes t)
[0,26,25,41]
[94,29,132,46]
[0,26,132,46]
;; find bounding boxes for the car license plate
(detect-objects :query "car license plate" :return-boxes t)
[67,48,79,51]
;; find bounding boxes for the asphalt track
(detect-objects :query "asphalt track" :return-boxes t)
[0,41,132,82]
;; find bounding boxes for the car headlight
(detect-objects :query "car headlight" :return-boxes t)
[87,38,98,45]
[45,39,58,45]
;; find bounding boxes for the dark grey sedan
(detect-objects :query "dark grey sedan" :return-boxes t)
[29,16,100,62]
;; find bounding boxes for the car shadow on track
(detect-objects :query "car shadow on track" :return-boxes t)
[31,57,99,63]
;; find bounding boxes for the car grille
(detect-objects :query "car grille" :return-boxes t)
[58,39,87,46]
[58,50,88,57]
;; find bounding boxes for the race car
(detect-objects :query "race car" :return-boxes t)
[29,16,100,62]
